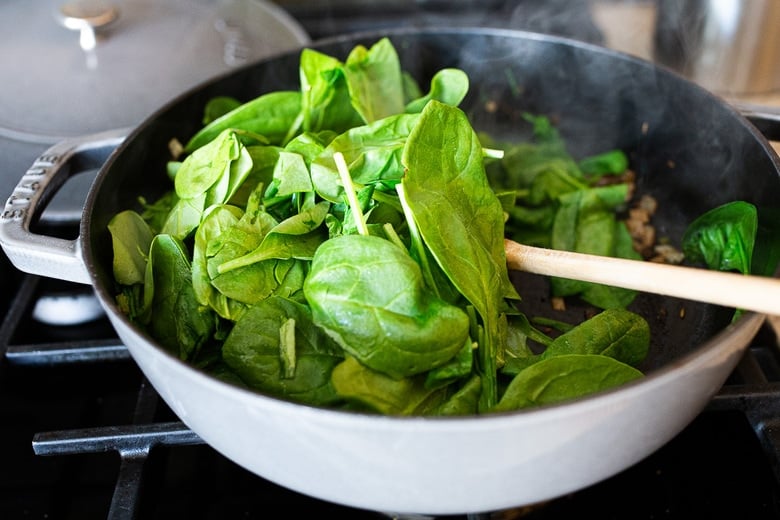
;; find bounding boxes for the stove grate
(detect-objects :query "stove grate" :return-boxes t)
[33,420,202,520]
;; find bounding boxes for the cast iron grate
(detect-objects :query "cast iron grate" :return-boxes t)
[708,316,780,483]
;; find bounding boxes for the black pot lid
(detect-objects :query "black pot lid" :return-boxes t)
[0,0,309,142]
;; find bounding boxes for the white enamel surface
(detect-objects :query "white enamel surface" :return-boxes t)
[105,306,761,515]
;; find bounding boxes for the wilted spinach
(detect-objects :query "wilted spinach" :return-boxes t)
[682,200,757,275]
[681,200,762,321]
[483,113,640,310]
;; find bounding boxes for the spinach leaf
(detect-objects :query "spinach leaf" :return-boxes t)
[493,354,643,411]
[228,144,280,207]
[201,96,241,125]
[107,210,154,286]
[578,149,629,176]
[423,336,474,389]
[193,184,310,315]
[503,204,557,248]
[143,234,215,360]
[160,193,207,241]
[550,183,640,308]
[526,159,588,206]
[405,68,470,113]
[434,375,482,416]
[192,204,249,320]
[492,144,578,194]
[541,308,649,367]
[499,312,555,376]
[401,100,518,410]
[217,200,330,272]
[222,296,344,406]
[343,37,405,124]
[285,131,337,161]
[331,356,449,415]
[269,151,314,197]
[163,130,253,239]
[682,200,757,275]
[185,91,302,151]
[300,48,363,134]
[524,112,563,143]
[310,113,419,202]
[304,234,470,379]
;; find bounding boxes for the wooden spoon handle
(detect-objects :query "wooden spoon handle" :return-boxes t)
[504,239,780,316]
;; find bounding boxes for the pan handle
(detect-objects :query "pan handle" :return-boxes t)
[733,102,780,142]
[0,128,128,284]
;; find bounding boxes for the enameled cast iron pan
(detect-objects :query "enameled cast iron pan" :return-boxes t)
[2,28,780,515]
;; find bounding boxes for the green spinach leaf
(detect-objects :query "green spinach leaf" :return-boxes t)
[163,130,253,239]
[682,200,757,275]
[201,96,241,125]
[143,234,215,360]
[299,48,363,134]
[186,91,302,151]
[541,308,649,367]
[108,210,154,286]
[578,149,629,176]
[494,354,643,411]
[405,68,470,113]
[304,233,470,379]
[223,296,344,406]
[434,375,482,416]
[331,356,449,415]
[310,113,419,202]
[401,100,518,410]
[343,37,405,124]
[550,183,639,308]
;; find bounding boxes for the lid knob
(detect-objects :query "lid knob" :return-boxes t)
[57,0,119,50]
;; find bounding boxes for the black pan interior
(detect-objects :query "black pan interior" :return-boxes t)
[85,28,780,373]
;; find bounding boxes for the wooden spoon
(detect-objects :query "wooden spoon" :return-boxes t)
[504,239,780,316]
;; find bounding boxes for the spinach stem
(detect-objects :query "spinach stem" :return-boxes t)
[482,147,504,159]
[395,184,440,297]
[279,318,297,379]
[371,189,403,212]
[382,223,407,251]
[334,152,369,236]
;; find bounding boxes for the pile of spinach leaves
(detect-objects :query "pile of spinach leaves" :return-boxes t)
[482,114,642,310]
[109,37,710,416]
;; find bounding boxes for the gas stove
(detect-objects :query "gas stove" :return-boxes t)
[2,1,780,519]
